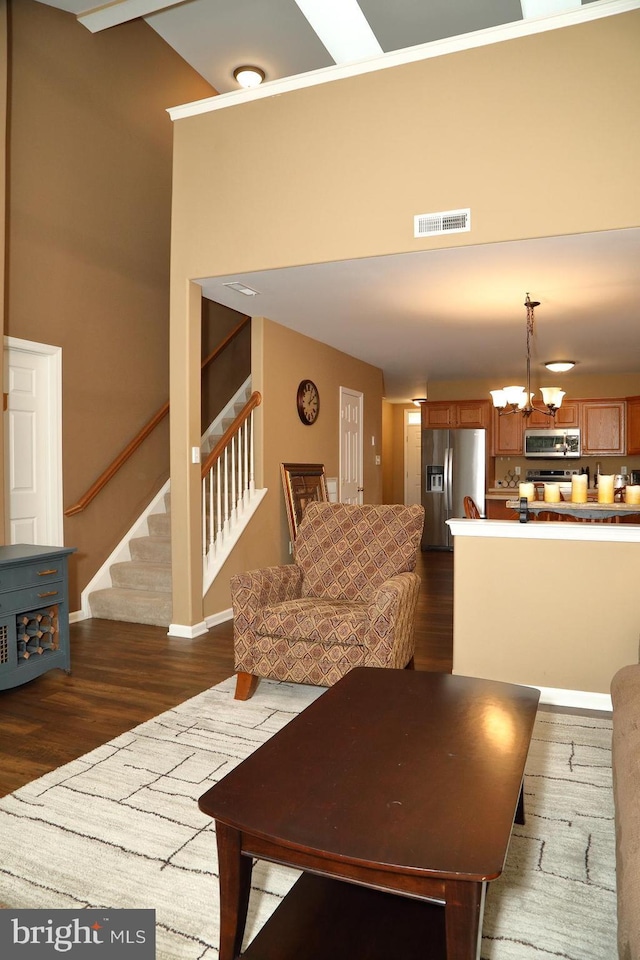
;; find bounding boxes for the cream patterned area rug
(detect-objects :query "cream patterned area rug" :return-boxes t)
[0,677,615,960]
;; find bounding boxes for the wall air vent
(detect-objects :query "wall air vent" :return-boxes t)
[414,208,471,238]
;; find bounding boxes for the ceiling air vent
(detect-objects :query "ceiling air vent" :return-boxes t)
[414,208,471,238]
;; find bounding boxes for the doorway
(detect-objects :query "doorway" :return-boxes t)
[404,408,422,505]
[4,337,63,545]
[339,387,363,503]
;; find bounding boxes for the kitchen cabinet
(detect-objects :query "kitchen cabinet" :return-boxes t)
[627,396,640,455]
[485,498,518,520]
[528,401,579,428]
[423,400,490,430]
[0,544,75,691]
[491,409,523,456]
[580,400,626,456]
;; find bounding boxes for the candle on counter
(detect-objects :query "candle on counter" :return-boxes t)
[518,482,535,501]
[571,474,588,504]
[625,485,640,505]
[544,483,561,503]
[598,474,615,504]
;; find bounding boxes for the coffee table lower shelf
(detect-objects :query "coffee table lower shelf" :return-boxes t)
[241,871,446,959]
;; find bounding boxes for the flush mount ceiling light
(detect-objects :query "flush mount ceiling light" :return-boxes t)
[490,294,565,419]
[233,66,265,89]
[544,360,576,373]
[223,281,260,297]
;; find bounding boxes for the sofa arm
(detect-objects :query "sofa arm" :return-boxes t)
[365,572,420,669]
[231,565,303,623]
[611,663,640,960]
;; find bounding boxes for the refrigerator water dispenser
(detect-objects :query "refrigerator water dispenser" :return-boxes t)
[426,465,444,492]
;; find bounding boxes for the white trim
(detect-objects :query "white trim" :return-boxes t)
[452,674,613,712]
[536,685,612,713]
[447,517,640,543]
[4,336,64,547]
[202,487,268,594]
[69,609,84,624]
[79,0,180,33]
[167,1,640,121]
[167,620,209,639]
[201,376,251,450]
[205,608,233,629]
[81,479,170,619]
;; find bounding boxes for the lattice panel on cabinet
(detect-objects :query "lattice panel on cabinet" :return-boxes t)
[16,605,60,662]
[0,625,8,664]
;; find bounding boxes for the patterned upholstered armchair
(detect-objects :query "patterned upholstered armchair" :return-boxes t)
[230,502,425,700]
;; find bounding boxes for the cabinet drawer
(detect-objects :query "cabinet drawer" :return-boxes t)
[0,582,65,616]
[0,559,66,595]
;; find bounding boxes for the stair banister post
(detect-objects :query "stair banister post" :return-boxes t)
[202,479,207,560]
[208,465,215,557]
[249,409,256,495]
[216,458,222,550]
[231,434,237,523]
[223,447,230,538]
[242,419,249,508]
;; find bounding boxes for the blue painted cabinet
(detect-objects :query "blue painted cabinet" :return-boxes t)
[0,544,76,690]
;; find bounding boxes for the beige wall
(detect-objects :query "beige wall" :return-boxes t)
[6,1,215,607]
[385,402,419,505]
[203,317,384,617]
[452,535,640,695]
[201,300,250,431]
[0,0,6,529]
[170,11,640,627]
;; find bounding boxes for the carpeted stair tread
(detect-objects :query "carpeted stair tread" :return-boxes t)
[130,536,171,563]
[89,586,172,627]
[110,560,172,592]
[148,513,171,537]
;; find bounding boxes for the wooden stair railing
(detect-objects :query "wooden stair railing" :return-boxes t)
[201,392,262,563]
[64,317,250,517]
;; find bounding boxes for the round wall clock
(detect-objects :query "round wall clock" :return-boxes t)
[296,379,320,425]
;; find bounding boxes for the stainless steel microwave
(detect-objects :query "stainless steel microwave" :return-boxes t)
[524,428,580,458]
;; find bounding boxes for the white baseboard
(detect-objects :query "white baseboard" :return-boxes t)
[167,621,209,639]
[205,608,233,628]
[69,610,87,624]
[536,685,612,713]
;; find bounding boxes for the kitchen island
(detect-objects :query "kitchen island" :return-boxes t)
[505,499,640,521]
[447,517,640,710]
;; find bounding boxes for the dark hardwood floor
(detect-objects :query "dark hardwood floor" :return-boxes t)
[0,550,452,798]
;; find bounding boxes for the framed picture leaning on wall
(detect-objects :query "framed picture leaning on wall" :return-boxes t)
[281,462,328,542]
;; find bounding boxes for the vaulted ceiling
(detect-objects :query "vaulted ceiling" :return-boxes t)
[37,0,640,400]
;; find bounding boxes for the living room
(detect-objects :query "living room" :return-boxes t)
[1,2,639,957]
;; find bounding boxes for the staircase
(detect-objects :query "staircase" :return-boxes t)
[88,492,172,627]
[84,379,259,628]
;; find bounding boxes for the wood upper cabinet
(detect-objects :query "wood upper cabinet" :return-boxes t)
[491,399,580,455]
[627,396,640,455]
[580,400,626,456]
[528,400,579,428]
[423,400,490,430]
[491,408,523,456]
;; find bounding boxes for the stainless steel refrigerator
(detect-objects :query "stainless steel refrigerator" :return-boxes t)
[421,428,486,549]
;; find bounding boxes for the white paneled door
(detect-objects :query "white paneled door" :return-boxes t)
[339,387,363,504]
[404,411,422,505]
[4,338,63,545]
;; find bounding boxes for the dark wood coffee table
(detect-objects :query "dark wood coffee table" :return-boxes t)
[199,668,540,959]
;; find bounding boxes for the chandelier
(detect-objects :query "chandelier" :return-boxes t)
[490,294,565,418]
